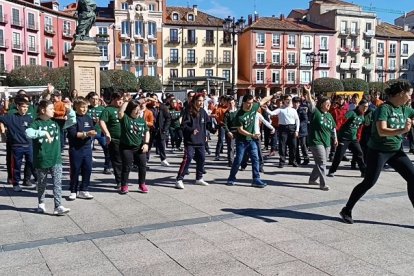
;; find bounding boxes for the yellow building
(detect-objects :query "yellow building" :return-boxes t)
[162,5,236,93]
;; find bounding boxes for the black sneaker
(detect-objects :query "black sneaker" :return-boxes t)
[103,168,113,175]
[339,207,354,224]
[278,163,284,168]
[292,162,299,167]
[302,159,310,165]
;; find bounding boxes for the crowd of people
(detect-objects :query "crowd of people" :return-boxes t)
[1,81,414,224]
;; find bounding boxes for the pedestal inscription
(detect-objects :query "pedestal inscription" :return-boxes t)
[79,67,96,95]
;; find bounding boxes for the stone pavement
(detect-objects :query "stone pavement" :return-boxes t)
[0,141,413,275]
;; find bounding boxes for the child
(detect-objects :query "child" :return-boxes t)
[0,95,34,191]
[67,97,96,200]
[26,100,70,215]
[118,99,150,194]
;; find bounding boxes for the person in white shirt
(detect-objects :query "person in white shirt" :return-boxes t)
[263,94,300,168]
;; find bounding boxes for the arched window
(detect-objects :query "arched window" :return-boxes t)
[172,13,179,20]
[188,14,194,21]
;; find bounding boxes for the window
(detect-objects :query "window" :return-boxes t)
[256,33,265,46]
[187,49,195,63]
[272,52,280,64]
[340,21,347,33]
[172,13,179,20]
[187,69,195,77]
[188,14,194,21]
[148,65,156,76]
[256,51,265,64]
[187,29,196,43]
[205,30,214,43]
[377,42,384,53]
[350,38,357,48]
[390,43,396,55]
[99,45,108,57]
[28,35,36,51]
[389,58,396,70]
[63,21,71,33]
[340,38,347,48]
[205,69,213,77]
[302,36,311,49]
[301,53,310,65]
[148,21,156,38]
[340,73,346,80]
[45,38,52,50]
[135,43,144,58]
[0,53,4,71]
[320,71,328,78]
[121,63,130,72]
[98,27,108,35]
[320,37,328,50]
[287,71,295,83]
[376,58,384,68]
[63,42,71,54]
[223,70,230,81]
[206,50,214,62]
[12,8,20,26]
[170,49,178,62]
[46,60,53,68]
[135,64,143,77]
[170,29,178,42]
[12,32,21,48]
[340,56,347,63]
[28,13,35,28]
[121,43,130,58]
[366,22,372,31]
[350,22,358,34]
[272,34,280,47]
[223,50,231,63]
[121,21,130,35]
[148,44,157,59]
[389,73,396,80]
[288,35,296,48]
[271,71,280,83]
[121,2,128,10]
[301,71,311,84]
[170,69,178,78]
[288,53,296,64]
[29,57,36,65]
[351,73,356,78]
[100,66,108,71]
[45,17,52,31]
[148,4,156,11]
[320,52,328,65]
[365,40,371,50]
[402,44,409,55]
[256,70,264,83]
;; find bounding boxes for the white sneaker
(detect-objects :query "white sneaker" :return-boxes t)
[13,185,22,192]
[68,193,77,201]
[53,205,70,216]
[37,203,46,213]
[175,180,184,189]
[195,179,209,186]
[78,191,94,199]
[92,157,97,162]
[161,159,170,167]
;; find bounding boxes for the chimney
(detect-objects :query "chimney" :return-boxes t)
[280,14,285,20]
[52,0,59,11]
[193,5,198,16]
[404,24,409,31]
[254,12,259,22]
[272,15,275,18]
[377,18,382,25]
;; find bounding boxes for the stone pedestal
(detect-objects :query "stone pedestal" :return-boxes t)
[67,40,101,98]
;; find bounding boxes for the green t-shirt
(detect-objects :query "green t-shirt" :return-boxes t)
[234,103,259,141]
[88,105,105,134]
[120,115,148,147]
[99,106,121,140]
[169,108,181,129]
[308,108,336,147]
[30,119,62,168]
[338,110,365,141]
[368,103,414,152]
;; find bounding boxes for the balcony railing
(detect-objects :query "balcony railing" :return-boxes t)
[285,61,298,67]
[146,54,158,61]
[339,28,349,36]
[0,14,8,24]
[100,55,110,62]
[387,66,397,71]
[349,46,360,54]
[220,38,232,47]
[27,22,38,31]
[350,62,360,70]
[44,48,56,57]
[184,38,198,46]
[253,59,267,66]
[202,57,216,66]
[165,36,180,45]
[317,61,332,68]
[375,65,384,71]
[133,33,143,40]
[319,45,329,51]
[401,51,409,57]
[349,28,360,36]
[133,55,145,62]
[27,45,39,53]
[0,39,9,49]
[339,62,350,70]
[362,47,373,55]
[11,19,23,27]
[362,64,374,71]
[338,47,350,53]
[120,33,130,40]
[167,57,180,65]
[12,43,24,51]
[377,49,385,56]
[203,37,215,46]
[400,64,410,71]
[389,52,396,57]
[147,34,157,40]
[62,29,72,38]
[44,25,55,35]
[364,30,375,38]
[301,44,312,50]
[184,57,198,65]
[300,62,312,67]
[218,58,232,65]
[96,34,110,43]
[269,60,282,67]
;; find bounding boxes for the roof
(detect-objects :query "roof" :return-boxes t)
[376,22,414,39]
[247,17,335,33]
[317,0,356,7]
[396,10,414,20]
[164,7,223,27]
[292,9,308,15]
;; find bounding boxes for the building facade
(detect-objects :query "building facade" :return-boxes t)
[237,15,336,96]
[162,5,235,92]
[395,11,414,32]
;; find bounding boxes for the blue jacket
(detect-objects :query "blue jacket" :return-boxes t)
[67,114,95,149]
[0,113,33,146]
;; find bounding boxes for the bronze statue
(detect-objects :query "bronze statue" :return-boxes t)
[74,0,97,41]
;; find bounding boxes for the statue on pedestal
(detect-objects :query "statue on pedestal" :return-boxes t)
[74,0,97,41]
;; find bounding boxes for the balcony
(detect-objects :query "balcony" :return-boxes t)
[400,64,410,71]
[301,43,312,50]
[387,66,397,72]
[253,59,267,66]
[44,48,56,57]
[27,22,39,31]
[100,55,110,62]
[350,62,360,70]
[147,34,157,41]
[44,25,55,35]
[300,62,312,67]
[269,60,282,67]
[0,14,8,24]
[317,61,332,68]
[184,57,198,65]
[119,55,131,62]
[62,29,72,39]
[377,49,385,56]
[27,45,39,54]
[202,57,216,66]
[133,55,145,62]
[349,46,360,54]
[338,46,350,54]
[364,30,375,38]
[96,34,110,43]
[167,57,180,65]
[339,62,350,70]
[362,64,374,71]
[375,65,384,71]
[0,39,9,49]
[147,55,158,62]
[11,19,23,28]
[133,33,144,40]
[12,42,24,51]
[349,28,360,36]
[218,58,232,66]
[339,28,349,36]
[184,38,198,46]
[220,38,232,47]
[389,52,396,57]
[362,47,373,55]
[165,36,180,45]
[120,33,130,40]
[203,37,215,46]
[285,61,298,67]
[401,51,409,57]
[319,45,329,51]
[0,64,9,73]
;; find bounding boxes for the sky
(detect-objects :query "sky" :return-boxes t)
[59,0,412,24]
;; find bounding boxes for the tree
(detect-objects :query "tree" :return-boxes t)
[6,65,51,86]
[48,67,71,95]
[341,78,369,93]
[313,77,344,95]
[138,76,162,92]
[105,70,138,92]
[368,82,389,93]
[100,70,111,90]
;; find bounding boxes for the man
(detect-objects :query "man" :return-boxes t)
[226,94,271,188]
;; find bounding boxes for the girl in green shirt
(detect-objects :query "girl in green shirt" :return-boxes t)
[340,81,414,224]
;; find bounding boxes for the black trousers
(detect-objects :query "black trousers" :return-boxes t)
[278,124,297,164]
[155,132,167,161]
[345,148,414,210]
[329,140,366,174]
[296,136,309,163]
[177,145,205,181]
[120,145,147,186]
[108,139,122,185]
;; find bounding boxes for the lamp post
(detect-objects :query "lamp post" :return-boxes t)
[223,16,245,95]
[306,51,321,95]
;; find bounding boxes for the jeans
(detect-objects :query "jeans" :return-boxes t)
[11,145,34,186]
[345,148,414,210]
[36,164,63,208]
[93,133,111,169]
[241,139,264,169]
[69,147,92,193]
[228,139,261,182]
[177,145,205,181]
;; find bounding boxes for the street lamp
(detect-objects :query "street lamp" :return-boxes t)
[223,16,245,95]
[306,51,321,95]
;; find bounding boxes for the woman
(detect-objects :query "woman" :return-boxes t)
[340,81,414,224]
[176,93,215,189]
[304,85,337,191]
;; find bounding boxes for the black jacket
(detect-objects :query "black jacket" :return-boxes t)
[181,108,215,146]
[154,103,171,138]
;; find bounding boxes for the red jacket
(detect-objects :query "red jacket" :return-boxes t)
[329,105,348,131]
